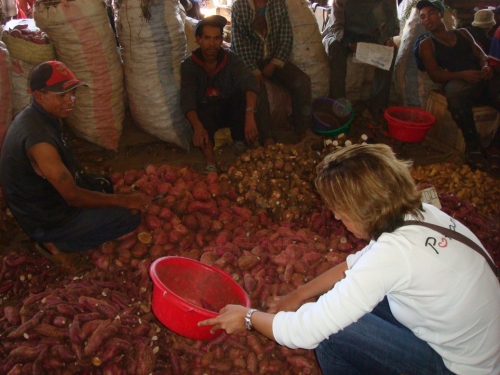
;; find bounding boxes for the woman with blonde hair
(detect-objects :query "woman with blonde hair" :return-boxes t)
[200,144,500,374]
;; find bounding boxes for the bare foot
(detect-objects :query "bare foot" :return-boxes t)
[42,242,62,255]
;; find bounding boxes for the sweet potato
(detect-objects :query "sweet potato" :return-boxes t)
[287,355,314,369]
[247,334,264,359]
[69,319,82,344]
[34,323,68,338]
[131,243,148,259]
[51,344,76,363]
[80,319,106,341]
[206,171,219,184]
[84,319,111,356]
[8,344,47,362]
[135,342,156,375]
[4,306,20,324]
[95,337,132,364]
[209,360,233,372]
[6,364,22,375]
[8,311,44,338]
[238,256,260,272]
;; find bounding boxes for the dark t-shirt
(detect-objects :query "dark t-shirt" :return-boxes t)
[0,102,83,235]
[431,30,481,72]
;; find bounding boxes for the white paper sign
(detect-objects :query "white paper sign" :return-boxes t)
[420,186,441,209]
[352,43,394,71]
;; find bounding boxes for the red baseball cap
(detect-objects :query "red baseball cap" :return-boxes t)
[28,61,87,94]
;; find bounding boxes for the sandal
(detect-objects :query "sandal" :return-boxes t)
[466,151,489,172]
[204,164,218,174]
[35,242,61,265]
[487,155,500,177]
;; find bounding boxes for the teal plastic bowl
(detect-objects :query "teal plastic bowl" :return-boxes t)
[312,98,354,138]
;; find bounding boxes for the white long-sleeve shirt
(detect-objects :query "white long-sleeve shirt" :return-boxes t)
[273,204,500,375]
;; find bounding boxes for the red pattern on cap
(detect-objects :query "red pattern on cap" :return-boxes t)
[45,62,77,87]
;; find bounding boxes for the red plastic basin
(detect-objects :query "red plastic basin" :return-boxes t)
[384,106,436,143]
[150,256,251,340]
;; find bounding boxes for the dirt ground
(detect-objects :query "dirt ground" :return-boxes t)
[69,103,465,176]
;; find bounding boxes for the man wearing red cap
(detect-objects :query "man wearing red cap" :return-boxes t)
[417,0,500,174]
[0,61,152,264]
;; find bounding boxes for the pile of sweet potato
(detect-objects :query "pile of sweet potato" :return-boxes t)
[2,25,51,45]
[411,163,500,216]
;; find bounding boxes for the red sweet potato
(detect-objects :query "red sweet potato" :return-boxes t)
[84,319,111,356]
[135,343,156,375]
[238,255,260,271]
[4,306,20,324]
[8,344,47,362]
[8,311,44,338]
[144,215,161,230]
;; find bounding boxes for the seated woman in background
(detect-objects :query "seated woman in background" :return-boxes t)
[200,143,500,374]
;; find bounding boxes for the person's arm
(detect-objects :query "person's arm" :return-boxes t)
[27,143,151,211]
[198,261,348,340]
[270,0,293,68]
[186,110,209,148]
[231,1,260,74]
[419,37,484,84]
[244,90,259,144]
[181,59,210,147]
[459,28,494,80]
[198,305,276,340]
[268,261,348,313]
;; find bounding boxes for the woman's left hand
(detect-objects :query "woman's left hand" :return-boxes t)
[198,304,249,335]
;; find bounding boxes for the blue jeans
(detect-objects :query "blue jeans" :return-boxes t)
[32,207,141,253]
[315,298,455,375]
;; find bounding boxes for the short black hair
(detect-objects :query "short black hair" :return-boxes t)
[194,15,227,37]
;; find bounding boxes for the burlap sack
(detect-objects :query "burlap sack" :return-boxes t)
[0,26,13,147]
[114,0,191,149]
[34,0,125,151]
[287,0,329,99]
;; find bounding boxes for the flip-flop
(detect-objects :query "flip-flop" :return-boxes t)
[204,164,218,174]
[35,242,61,265]
[487,155,500,177]
[466,151,489,172]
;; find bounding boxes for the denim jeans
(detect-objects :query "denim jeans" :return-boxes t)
[32,207,141,253]
[315,297,455,375]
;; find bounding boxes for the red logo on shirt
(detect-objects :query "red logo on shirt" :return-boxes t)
[438,238,448,248]
[206,88,220,97]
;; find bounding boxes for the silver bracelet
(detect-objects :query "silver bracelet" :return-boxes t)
[245,308,259,331]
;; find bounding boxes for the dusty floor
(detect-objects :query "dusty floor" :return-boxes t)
[68,102,465,175]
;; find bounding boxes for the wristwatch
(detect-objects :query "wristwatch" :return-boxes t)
[245,308,259,331]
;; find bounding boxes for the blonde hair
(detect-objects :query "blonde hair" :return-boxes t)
[315,144,423,240]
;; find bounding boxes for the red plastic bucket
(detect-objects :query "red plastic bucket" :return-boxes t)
[384,106,436,143]
[150,256,251,340]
